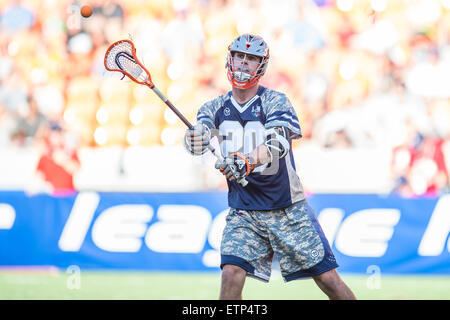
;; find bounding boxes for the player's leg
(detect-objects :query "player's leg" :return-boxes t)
[219,264,247,300]
[312,268,356,300]
[267,200,356,299]
[219,208,274,300]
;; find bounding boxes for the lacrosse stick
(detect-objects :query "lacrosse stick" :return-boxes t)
[104,39,248,186]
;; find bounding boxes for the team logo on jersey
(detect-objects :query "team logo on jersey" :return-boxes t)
[251,105,261,117]
[224,107,231,116]
[310,249,319,259]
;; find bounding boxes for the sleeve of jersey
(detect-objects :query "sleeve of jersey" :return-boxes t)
[196,97,222,130]
[264,93,302,139]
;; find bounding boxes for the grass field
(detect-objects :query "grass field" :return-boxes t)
[0,270,449,300]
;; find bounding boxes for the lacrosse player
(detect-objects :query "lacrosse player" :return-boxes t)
[184,34,356,300]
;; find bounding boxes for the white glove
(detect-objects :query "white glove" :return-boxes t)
[215,152,255,181]
[183,123,211,156]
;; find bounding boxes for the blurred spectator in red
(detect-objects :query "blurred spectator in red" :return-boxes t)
[408,136,449,196]
[391,129,424,197]
[391,130,449,197]
[34,122,80,196]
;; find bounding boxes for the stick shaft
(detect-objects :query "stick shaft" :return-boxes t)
[151,86,194,130]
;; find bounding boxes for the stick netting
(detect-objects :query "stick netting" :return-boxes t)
[105,41,148,83]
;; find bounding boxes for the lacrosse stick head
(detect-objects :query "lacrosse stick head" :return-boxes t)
[104,39,154,87]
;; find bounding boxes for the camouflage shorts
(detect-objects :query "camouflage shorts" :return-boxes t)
[220,200,338,282]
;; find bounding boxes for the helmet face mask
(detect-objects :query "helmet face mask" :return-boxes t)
[226,34,269,89]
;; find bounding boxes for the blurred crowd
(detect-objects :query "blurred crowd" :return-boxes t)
[0,0,449,196]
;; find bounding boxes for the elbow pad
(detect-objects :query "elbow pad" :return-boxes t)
[264,127,290,162]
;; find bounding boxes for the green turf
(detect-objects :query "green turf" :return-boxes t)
[0,271,449,300]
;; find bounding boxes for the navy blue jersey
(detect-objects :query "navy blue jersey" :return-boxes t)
[197,86,305,210]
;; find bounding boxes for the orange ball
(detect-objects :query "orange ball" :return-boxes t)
[80,5,93,18]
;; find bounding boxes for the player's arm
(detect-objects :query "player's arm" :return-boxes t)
[249,126,293,166]
[217,126,294,181]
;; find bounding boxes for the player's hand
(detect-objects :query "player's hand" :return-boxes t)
[183,123,211,155]
[215,152,255,181]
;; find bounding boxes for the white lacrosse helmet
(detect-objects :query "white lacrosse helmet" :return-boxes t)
[226,34,270,89]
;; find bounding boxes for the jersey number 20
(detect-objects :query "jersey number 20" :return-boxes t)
[219,120,265,155]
